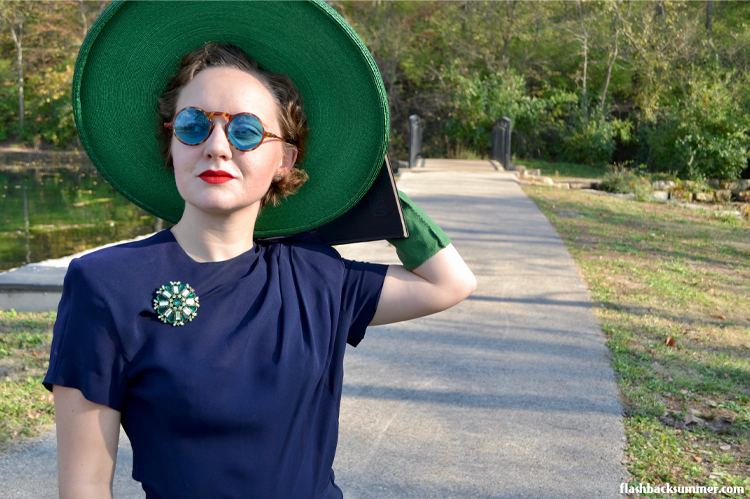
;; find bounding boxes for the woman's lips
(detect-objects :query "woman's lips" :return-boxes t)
[198,170,234,184]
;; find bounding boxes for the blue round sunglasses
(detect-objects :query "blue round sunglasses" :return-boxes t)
[164,107,290,152]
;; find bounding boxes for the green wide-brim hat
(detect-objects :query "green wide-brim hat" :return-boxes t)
[74,0,388,238]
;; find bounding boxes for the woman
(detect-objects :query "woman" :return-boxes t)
[44,3,475,499]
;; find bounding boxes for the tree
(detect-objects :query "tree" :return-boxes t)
[0,0,747,174]
[617,1,704,120]
[0,0,34,131]
[600,1,622,109]
[0,1,107,146]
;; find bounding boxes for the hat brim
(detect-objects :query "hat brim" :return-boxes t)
[74,0,389,237]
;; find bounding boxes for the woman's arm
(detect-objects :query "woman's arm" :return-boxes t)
[370,243,476,326]
[368,190,476,326]
[54,385,121,499]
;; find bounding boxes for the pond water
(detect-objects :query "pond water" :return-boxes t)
[0,165,171,272]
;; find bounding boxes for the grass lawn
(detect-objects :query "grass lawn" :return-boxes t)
[0,310,55,452]
[523,184,750,497]
[516,158,605,180]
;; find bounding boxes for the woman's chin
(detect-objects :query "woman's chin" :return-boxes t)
[182,197,260,219]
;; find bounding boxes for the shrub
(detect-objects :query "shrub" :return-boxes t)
[555,109,631,166]
[443,65,579,160]
[444,65,544,157]
[601,163,653,201]
[514,87,578,160]
[0,58,77,149]
[21,62,77,148]
[676,176,710,195]
[0,59,17,142]
[641,71,750,180]
[443,63,636,166]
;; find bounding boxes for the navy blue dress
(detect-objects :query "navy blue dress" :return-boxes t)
[43,229,388,499]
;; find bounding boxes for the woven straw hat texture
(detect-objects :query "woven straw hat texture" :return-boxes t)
[74,0,389,237]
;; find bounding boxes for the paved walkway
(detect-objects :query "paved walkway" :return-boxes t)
[0,159,628,498]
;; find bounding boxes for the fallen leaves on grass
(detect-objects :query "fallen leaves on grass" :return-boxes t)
[523,185,750,491]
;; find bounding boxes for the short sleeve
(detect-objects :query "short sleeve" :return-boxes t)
[340,259,388,347]
[43,258,127,411]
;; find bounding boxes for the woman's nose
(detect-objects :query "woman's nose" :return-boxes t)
[203,120,232,159]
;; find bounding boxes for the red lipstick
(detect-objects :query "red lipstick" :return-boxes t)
[199,170,234,184]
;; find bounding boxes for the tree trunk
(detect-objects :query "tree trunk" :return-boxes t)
[79,0,88,37]
[577,1,589,114]
[501,0,518,71]
[655,1,665,18]
[5,15,26,131]
[706,0,713,39]
[17,39,23,131]
[582,39,588,112]
[533,16,541,52]
[600,13,620,110]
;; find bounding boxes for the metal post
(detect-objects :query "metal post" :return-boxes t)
[491,117,512,170]
[408,115,423,168]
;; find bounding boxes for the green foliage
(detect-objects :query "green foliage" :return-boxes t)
[0,58,15,141]
[442,60,635,165]
[0,0,748,176]
[333,1,750,178]
[19,61,77,147]
[522,88,580,160]
[640,71,750,180]
[444,65,546,157]
[558,115,615,165]
[601,163,653,201]
[676,177,711,195]
[555,108,632,166]
[0,0,86,149]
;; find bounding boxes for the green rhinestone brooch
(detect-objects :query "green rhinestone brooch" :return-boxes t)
[153,281,200,327]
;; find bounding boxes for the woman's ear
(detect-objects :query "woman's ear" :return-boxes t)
[279,146,297,175]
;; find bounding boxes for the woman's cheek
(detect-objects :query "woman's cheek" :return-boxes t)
[170,149,197,197]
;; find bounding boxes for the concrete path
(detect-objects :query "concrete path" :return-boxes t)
[0,428,142,499]
[0,159,629,497]
[0,233,156,312]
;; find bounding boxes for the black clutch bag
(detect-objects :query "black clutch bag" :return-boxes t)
[308,154,408,245]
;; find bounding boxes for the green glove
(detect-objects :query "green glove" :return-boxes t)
[388,190,451,270]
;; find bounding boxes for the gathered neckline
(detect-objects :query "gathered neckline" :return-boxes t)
[162,229,260,266]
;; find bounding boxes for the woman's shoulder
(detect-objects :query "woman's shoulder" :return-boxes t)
[258,232,344,265]
[66,230,173,279]
[256,234,361,288]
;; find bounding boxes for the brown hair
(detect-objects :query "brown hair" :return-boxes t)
[157,43,309,209]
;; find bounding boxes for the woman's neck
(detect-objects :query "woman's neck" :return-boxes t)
[169,204,259,263]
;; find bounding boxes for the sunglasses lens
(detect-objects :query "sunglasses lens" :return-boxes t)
[173,108,211,145]
[227,114,264,151]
